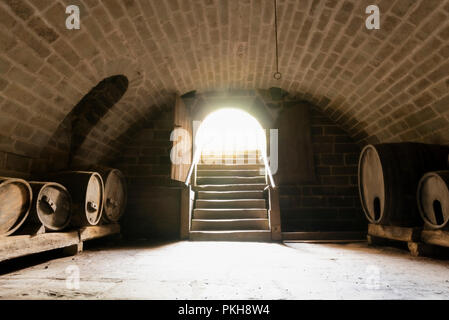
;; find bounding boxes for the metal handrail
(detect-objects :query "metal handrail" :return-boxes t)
[185,149,201,186]
[263,154,276,188]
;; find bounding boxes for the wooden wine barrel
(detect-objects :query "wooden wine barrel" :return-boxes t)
[98,168,127,223]
[358,143,449,227]
[25,182,72,231]
[0,178,32,236]
[417,171,449,230]
[50,172,104,227]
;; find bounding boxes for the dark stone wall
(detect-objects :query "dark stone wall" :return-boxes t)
[0,151,33,178]
[115,107,182,240]
[279,106,366,232]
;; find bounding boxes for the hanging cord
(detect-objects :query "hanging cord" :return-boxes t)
[273,0,282,80]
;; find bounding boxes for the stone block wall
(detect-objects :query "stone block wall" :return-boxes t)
[115,108,182,240]
[279,107,365,232]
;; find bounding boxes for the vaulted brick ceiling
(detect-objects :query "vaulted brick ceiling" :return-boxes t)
[0,0,448,165]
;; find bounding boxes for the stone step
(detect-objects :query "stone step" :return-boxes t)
[189,230,272,242]
[191,218,269,231]
[199,159,264,165]
[193,208,268,219]
[197,176,266,185]
[197,190,264,200]
[200,153,262,159]
[195,199,267,209]
[194,184,268,191]
[196,169,265,177]
[197,164,264,170]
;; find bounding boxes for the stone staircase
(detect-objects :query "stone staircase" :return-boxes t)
[190,159,272,241]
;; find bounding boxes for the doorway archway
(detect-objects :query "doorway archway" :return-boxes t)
[194,108,267,165]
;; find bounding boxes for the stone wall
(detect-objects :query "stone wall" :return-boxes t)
[0,151,33,178]
[279,107,365,232]
[114,107,182,240]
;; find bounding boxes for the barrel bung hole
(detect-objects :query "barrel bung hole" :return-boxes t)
[433,200,444,226]
[373,197,381,221]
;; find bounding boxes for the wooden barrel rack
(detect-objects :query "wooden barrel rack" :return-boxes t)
[0,166,125,263]
[367,223,449,258]
[0,224,121,263]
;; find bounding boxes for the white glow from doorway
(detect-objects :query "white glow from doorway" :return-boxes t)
[195,108,267,156]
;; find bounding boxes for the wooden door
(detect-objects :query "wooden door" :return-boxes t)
[276,102,316,184]
[171,96,193,183]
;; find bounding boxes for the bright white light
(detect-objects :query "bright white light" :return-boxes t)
[195,108,266,156]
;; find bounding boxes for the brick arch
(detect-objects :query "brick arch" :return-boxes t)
[0,0,448,176]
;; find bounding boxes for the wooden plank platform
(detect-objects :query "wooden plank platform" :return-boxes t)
[79,224,120,241]
[367,223,426,257]
[0,224,120,263]
[421,229,449,248]
[368,224,421,242]
[0,231,80,262]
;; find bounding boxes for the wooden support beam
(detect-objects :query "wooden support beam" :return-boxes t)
[407,242,438,257]
[0,224,121,263]
[366,224,445,257]
[421,230,449,248]
[0,231,80,262]
[79,224,120,241]
[180,185,194,240]
[268,187,282,241]
[368,224,421,242]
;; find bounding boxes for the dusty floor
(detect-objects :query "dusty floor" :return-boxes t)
[1,240,449,300]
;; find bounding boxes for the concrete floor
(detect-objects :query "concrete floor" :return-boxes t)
[1,240,449,300]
